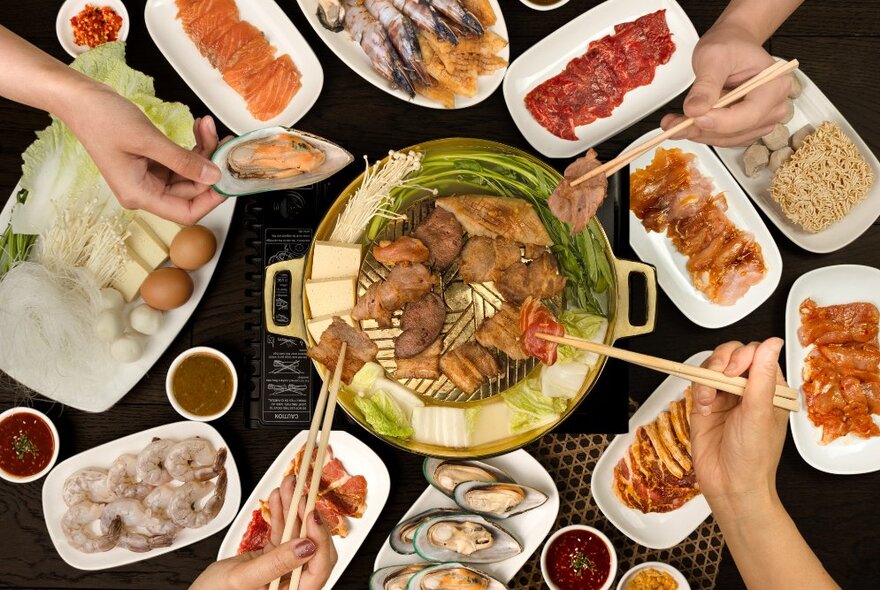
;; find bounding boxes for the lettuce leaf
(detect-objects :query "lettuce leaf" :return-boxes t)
[502,378,568,434]
[558,309,607,362]
[354,390,413,439]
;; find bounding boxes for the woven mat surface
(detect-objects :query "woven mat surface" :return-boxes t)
[513,432,724,589]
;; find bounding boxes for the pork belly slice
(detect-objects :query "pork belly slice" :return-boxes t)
[459,236,522,283]
[440,342,500,393]
[395,339,442,380]
[412,206,464,270]
[475,304,526,361]
[496,252,566,304]
[307,317,378,384]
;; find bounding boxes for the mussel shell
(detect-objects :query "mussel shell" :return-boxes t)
[423,459,513,497]
[369,563,432,590]
[412,513,522,564]
[452,481,549,519]
[211,126,353,196]
[390,508,460,554]
[404,562,508,590]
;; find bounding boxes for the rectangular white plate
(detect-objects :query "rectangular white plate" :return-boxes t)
[715,68,880,253]
[218,430,390,589]
[503,0,698,158]
[626,131,782,328]
[295,0,507,110]
[42,421,241,571]
[785,264,880,475]
[0,187,235,412]
[145,0,323,135]
[592,351,711,550]
[372,449,559,583]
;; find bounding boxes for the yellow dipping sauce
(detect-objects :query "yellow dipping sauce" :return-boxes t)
[628,568,678,590]
[171,353,234,416]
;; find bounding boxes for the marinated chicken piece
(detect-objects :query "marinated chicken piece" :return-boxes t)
[459,237,522,283]
[307,317,379,384]
[549,149,608,234]
[352,263,434,327]
[396,293,446,358]
[436,195,552,246]
[475,304,526,360]
[440,342,500,393]
[373,236,430,265]
[798,298,879,346]
[412,207,464,270]
[496,252,566,304]
[395,338,442,380]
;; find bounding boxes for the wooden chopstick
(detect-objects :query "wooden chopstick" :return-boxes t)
[269,342,347,590]
[536,333,800,412]
[569,59,800,186]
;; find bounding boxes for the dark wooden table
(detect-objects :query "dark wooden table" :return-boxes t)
[2,1,880,588]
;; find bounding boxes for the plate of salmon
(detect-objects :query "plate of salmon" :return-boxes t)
[145,0,323,134]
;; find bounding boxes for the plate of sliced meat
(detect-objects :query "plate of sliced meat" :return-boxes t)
[145,0,323,134]
[217,430,390,588]
[785,265,880,475]
[627,130,782,329]
[592,351,711,550]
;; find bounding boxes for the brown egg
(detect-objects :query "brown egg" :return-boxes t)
[170,225,217,271]
[140,267,193,310]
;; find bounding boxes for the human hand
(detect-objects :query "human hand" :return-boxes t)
[63,83,226,224]
[191,475,337,590]
[660,22,792,147]
[689,339,789,512]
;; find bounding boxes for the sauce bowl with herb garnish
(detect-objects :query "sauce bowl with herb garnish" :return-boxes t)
[166,347,238,422]
[541,524,617,590]
[0,407,60,483]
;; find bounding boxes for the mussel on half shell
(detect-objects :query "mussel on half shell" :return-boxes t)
[412,513,522,564]
[211,126,353,196]
[389,508,459,554]
[423,458,513,496]
[368,563,431,590]
[405,562,508,590]
[317,0,345,31]
[453,481,549,519]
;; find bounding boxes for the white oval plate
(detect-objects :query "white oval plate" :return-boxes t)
[626,130,782,329]
[42,421,241,571]
[617,561,690,590]
[503,0,698,159]
[373,449,559,583]
[56,0,131,58]
[295,0,508,109]
[145,0,323,135]
[592,351,711,550]
[715,68,880,253]
[0,188,235,413]
[785,264,880,475]
[218,430,390,589]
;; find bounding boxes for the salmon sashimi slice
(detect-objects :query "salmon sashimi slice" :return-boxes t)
[222,37,276,96]
[185,9,238,59]
[208,21,264,71]
[176,0,238,29]
[245,55,302,120]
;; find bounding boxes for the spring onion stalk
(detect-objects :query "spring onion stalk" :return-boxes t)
[0,190,37,278]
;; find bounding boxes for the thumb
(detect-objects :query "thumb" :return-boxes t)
[684,58,730,119]
[143,129,221,185]
[742,338,784,414]
[232,539,317,588]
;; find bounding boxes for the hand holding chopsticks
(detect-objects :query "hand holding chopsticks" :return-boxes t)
[536,333,799,412]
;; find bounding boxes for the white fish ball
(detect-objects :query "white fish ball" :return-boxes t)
[129,305,163,336]
[111,336,143,363]
[99,287,125,311]
[95,310,125,342]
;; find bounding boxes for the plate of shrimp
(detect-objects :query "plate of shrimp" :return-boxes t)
[42,421,240,570]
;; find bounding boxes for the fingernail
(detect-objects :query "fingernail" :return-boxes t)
[700,405,711,416]
[313,511,323,525]
[695,115,714,129]
[204,115,217,137]
[293,539,316,558]
[202,163,221,184]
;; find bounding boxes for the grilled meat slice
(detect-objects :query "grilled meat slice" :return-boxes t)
[307,317,378,384]
[496,252,566,304]
[459,236,522,283]
[412,206,464,270]
[395,338,442,380]
[396,293,446,358]
[440,342,500,393]
[475,304,526,360]
[373,236,430,265]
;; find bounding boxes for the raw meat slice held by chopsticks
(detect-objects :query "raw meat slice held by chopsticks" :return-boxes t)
[549,148,608,234]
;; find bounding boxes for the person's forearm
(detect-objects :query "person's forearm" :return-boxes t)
[713,0,804,44]
[711,491,839,590]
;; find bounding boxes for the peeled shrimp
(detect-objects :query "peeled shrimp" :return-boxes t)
[165,439,227,482]
[63,469,115,507]
[107,454,152,499]
[168,469,227,528]
[136,438,176,486]
[100,498,179,548]
[62,501,122,553]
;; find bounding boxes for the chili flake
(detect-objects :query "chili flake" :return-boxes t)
[70,5,123,48]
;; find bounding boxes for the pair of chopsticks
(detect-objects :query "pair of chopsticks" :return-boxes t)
[536,333,799,411]
[570,58,800,186]
[269,342,347,590]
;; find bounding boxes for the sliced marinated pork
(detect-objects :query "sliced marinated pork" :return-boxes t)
[352,263,433,327]
[395,338,442,380]
[475,304,526,360]
[412,207,464,270]
[496,252,566,304]
[396,293,446,358]
[440,342,500,393]
[436,195,552,246]
[307,317,378,384]
[459,237,522,283]
[549,149,608,234]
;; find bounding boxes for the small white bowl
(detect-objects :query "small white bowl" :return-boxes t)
[518,0,572,10]
[166,346,238,422]
[541,524,618,590]
[617,561,690,590]
[56,0,130,58]
[0,407,60,483]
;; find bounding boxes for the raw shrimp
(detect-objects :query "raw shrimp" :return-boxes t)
[107,454,153,499]
[342,0,415,97]
[165,439,227,482]
[136,438,176,486]
[63,468,115,506]
[364,0,429,85]
[62,501,122,553]
[101,498,179,543]
[143,483,177,518]
[426,0,483,35]
[168,469,227,528]
[390,0,457,45]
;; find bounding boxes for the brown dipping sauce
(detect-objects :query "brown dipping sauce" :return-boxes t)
[546,529,613,590]
[0,412,55,478]
[172,353,234,416]
[528,0,566,5]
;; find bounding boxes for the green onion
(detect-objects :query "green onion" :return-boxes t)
[0,189,37,278]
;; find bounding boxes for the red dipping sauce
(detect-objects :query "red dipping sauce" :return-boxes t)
[0,412,55,478]
[546,529,613,590]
